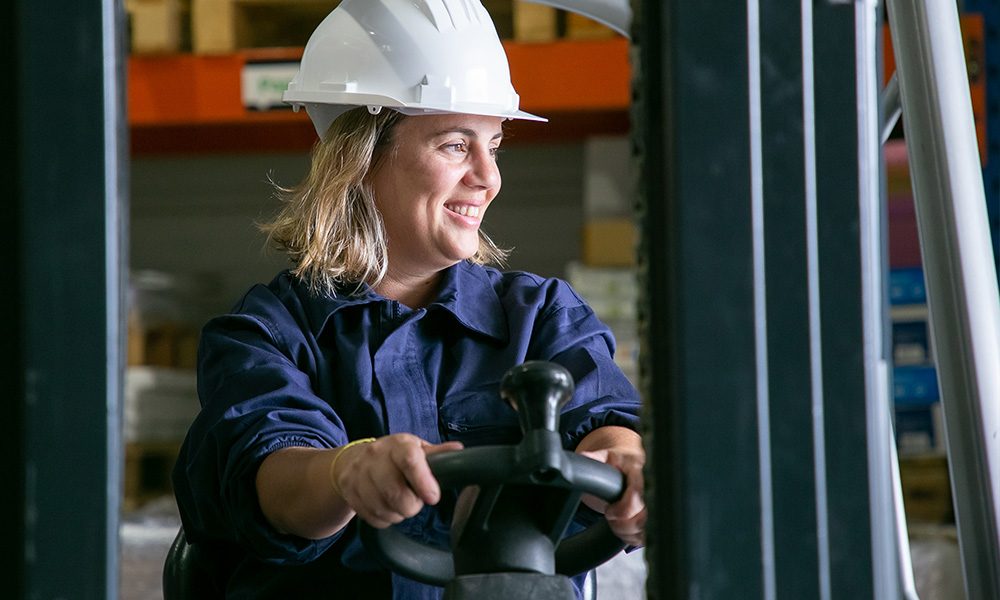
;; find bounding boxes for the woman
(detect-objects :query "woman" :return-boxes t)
[172,1,645,598]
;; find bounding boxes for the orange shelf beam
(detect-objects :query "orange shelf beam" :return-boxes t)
[505,37,631,112]
[127,39,631,154]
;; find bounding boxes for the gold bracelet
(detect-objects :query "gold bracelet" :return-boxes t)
[329,437,376,498]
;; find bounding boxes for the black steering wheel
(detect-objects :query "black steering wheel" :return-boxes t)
[359,361,627,587]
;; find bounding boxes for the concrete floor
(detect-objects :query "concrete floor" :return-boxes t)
[121,497,181,600]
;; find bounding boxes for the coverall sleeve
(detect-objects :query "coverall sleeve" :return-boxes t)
[172,286,349,564]
[526,279,642,450]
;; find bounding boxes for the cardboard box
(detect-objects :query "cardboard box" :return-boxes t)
[899,453,954,523]
[581,218,636,267]
[192,0,334,54]
[892,320,932,366]
[482,0,514,39]
[894,365,939,405]
[126,0,186,54]
[889,267,927,305]
[513,3,558,42]
[565,12,616,40]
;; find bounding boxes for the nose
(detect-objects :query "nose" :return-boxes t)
[464,146,501,191]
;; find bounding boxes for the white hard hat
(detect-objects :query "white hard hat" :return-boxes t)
[283,0,547,137]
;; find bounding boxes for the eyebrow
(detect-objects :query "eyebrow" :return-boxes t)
[434,127,504,141]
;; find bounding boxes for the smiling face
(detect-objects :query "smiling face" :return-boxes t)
[369,113,504,281]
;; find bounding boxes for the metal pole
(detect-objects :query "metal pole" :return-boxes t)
[884,1,1000,599]
[880,72,901,145]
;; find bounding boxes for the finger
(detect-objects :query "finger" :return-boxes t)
[607,506,647,545]
[423,440,464,455]
[357,464,418,527]
[352,468,399,528]
[607,487,644,522]
[374,467,424,522]
[606,464,645,520]
[392,442,442,506]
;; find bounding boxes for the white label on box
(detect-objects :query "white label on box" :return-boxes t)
[241,62,300,111]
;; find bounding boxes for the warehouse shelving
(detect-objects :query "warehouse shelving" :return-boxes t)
[128,38,632,155]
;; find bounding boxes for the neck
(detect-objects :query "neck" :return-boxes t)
[375,268,445,309]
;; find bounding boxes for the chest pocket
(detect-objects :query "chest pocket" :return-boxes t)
[438,384,521,447]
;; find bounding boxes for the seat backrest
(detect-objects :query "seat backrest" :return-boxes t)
[162,527,226,600]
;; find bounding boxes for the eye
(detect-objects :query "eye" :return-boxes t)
[489,146,503,160]
[444,142,468,153]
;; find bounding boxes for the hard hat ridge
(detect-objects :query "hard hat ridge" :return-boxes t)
[420,0,493,32]
[283,0,546,138]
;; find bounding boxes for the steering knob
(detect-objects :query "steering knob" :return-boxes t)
[500,361,575,434]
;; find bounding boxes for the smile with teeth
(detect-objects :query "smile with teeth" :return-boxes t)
[446,204,481,218]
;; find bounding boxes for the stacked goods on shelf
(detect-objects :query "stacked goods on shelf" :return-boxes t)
[566,261,638,384]
[511,2,557,41]
[123,369,198,510]
[123,440,183,511]
[126,0,332,55]
[569,135,638,384]
[581,218,636,268]
[898,453,954,524]
[487,2,619,43]
[126,0,190,54]
[890,269,953,523]
[191,0,334,54]
[886,141,943,457]
[580,135,636,268]
[125,270,218,507]
[886,140,954,524]
[887,140,935,451]
[128,270,212,370]
[124,367,200,444]
[885,140,922,270]
[564,12,617,40]
[126,0,624,56]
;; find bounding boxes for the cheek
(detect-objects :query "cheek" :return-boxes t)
[492,171,502,197]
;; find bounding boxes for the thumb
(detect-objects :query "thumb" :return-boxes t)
[577,448,610,464]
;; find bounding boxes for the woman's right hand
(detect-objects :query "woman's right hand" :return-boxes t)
[330,434,463,528]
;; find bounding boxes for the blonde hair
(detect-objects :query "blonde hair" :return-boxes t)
[260,107,510,297]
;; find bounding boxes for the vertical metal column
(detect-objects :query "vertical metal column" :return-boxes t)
[635,0,894,597]
[960,0,1000,273]
[0,1,24,597]
[885,1,1000,598]
[634,1,761,596]
[812,2,901,599]
[13,0,127,598]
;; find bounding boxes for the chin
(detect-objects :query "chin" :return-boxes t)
[449,239,480,262]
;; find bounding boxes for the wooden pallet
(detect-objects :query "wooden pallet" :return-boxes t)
[124,441,183,510]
